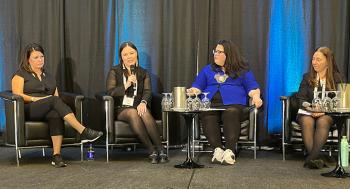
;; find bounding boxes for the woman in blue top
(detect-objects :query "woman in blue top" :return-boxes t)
[187,40,263,165]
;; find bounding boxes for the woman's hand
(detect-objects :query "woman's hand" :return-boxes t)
[249,89,263,108]
[311,112,325,118]
[137,102,147,116]
[186,87,201,96]
[252,96,263,108]
[125,74,137,89]
[32,95,52,102]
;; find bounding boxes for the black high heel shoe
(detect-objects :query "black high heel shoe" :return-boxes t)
[159,150,168,163]
[149,151,159,164]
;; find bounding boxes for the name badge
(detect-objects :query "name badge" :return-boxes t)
[122,95,134,106]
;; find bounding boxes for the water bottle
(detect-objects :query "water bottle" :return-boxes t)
[341,136,349,167]
[87,143,95,161]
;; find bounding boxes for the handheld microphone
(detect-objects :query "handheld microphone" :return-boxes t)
[130,65,136,89]
[130,65,136,75]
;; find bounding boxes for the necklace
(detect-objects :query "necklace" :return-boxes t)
[214,73,228,83]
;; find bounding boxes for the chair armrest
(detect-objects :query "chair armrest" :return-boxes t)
[280,96,290,101]
[280,95,292,142]
[60,92,84,118]
[0,91,23,101]
[248,106,258,140]
[95,92,115,143]
[0,90,26,146]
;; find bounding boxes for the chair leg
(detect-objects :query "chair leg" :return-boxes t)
[254,108,257,159]
[282,144,286,161]
[80,143,83,161]
[42,148,45,157]
[166,111,170,157]
[16,149,20,167]
[106,144,109,163]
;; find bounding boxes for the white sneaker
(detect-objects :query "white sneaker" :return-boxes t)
[211,147,224,163]
[221,149,236,165]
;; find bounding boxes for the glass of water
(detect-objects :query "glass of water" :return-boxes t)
[201,92,210,110]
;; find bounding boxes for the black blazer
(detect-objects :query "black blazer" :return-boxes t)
[106,64,152,109]
[295,72,344,108]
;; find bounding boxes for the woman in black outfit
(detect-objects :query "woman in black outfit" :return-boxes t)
[296,47,344,169]
[12,43,103,167]
[106,42,167,164]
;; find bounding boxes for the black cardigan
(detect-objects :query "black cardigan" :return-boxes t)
[106,64,152,109]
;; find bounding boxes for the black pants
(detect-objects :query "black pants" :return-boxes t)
[200,104,247,152]
[24,96,73,136]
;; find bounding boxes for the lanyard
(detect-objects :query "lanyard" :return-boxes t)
[313,74,326,99]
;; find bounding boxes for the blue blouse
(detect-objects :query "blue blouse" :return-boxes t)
[191,64,259,106]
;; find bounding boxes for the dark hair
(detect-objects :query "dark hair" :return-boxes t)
[118,41,139,65]
[19,43,45,73]
[307,46,341,90]
[216,40,248,78]
[118,41,139,77]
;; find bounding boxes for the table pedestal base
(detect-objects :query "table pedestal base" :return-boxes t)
[174,157,204,169]
[321,165,350,178]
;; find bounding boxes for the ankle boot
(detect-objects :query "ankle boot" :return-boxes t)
[159,150,168,163]
[149,151,159,164]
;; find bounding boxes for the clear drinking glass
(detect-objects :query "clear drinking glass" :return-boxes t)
[186,93,193,111]
[168,93,173,109]
[192,93,202,111]
[201,92,210,110]
[161,93,170,111]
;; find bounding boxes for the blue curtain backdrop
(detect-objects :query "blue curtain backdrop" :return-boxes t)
[265,1,311,133]
[0,30,4,132]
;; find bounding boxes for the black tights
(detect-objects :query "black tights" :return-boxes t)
[117,108,163,154]
[200,105,245,152]
[298,115,333,161]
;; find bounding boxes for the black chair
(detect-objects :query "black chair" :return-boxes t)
[95,93,167,162]
[0,91,84,166]
[192,101,258,159]
[280,93,345,161]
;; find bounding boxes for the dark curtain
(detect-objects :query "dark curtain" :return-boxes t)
[0,0,350,143]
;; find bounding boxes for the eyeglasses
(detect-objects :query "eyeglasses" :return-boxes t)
[212,49,225,55]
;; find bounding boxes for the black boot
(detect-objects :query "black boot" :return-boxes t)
[304,159,325,169]
[81,128,103,143]
[149,151,159,164]
[159,150,168,163]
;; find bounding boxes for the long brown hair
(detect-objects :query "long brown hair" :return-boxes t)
[307,47,341,90]
[216,40,248,78]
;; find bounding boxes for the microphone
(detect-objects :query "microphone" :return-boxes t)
[130,65,136,75]
[130,65,136,89]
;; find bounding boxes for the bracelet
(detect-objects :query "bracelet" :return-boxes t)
[31,97,35,102]
[141,100,147,105]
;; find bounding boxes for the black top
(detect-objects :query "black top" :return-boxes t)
[106,64,152,108]
[14,69,56,97]
[295,72,345,108]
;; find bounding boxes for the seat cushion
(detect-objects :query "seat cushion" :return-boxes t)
[24,121,78,146]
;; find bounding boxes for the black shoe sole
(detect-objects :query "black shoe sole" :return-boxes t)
[81,133,103,143]
[51,161,67,168]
